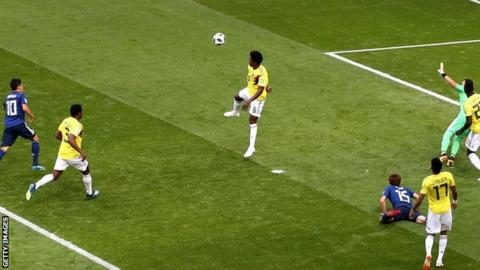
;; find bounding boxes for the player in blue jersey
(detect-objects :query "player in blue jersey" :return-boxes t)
[379,174,426,224]
[0,79,45,170]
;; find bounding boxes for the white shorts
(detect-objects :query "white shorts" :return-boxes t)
[465,131,480,152]
[54,157,89,172]
[238,88,265,118]
[426,209,452,234]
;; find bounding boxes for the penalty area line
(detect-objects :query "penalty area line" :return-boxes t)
[329,39,480,54]
[325,52,459,106]
[0,206,120,270]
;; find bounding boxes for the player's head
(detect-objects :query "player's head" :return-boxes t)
[431,157,442,174]
[388,174,402,186]
[10,78,24,92]
[249,50,263,68]
[462,79,475,96]
[70,104,83,119]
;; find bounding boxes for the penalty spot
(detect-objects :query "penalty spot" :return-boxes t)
[271,169,285,174]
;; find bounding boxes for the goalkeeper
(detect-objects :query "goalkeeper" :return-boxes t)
[437,62,473,166]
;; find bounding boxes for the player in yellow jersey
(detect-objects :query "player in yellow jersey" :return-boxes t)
[454,83,480,173]
[410,158,457,269]
[26,104,99,200]
[224,51,272,158]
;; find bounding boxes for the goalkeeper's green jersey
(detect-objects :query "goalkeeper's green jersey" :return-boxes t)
[456,84,468,119]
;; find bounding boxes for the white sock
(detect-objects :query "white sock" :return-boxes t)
[249,124,257,149]
[437,235,447,263]
[468,153,480,170]
[82,174,93,195]
[233,99,242,113]
[35,174,54,189]
[425,235,434,257]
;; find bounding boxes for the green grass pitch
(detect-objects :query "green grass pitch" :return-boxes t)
[0,0,480,269]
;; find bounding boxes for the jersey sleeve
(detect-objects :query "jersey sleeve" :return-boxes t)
[382,187,390,197]
[420,179,429,195]
[448,172,456,187]
[20,94,27,105]
[406,187,415,198]
[70,122,83,137]
[455,84,465,93]
[465,101,473,117]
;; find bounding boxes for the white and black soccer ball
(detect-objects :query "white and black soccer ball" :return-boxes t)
[212,32,226,45]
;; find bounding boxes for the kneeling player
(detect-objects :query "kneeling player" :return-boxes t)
[379,174,426,224]
[26,104,99,200]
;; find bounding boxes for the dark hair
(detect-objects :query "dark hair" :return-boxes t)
[250,50,263,65]
[10,78,22,90]
[388,174,402,186]
[431,158,442,174]
[70,104,82,117]
[464,79,474,93]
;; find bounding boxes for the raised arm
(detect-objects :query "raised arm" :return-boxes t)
[438,62,458,89]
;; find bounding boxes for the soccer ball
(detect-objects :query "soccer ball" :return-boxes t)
[212,32,226,45]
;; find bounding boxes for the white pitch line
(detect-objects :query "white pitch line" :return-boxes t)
[470,0,480,4]
[0,206,120,270]
[325,52,460,106]
[329,39,480,54]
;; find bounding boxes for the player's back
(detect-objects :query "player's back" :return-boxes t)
[464,93,480,133]
[421,171,455,214]
[383,185,414,209]
[4,91,26,128]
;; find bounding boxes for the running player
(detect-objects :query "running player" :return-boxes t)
[379,173,426,224]
[0,78,45,170]
[410,158,457,269]
[454,81,480,172]
[437,63,472,166]
[26,104,99,200]
[224,51,272,158]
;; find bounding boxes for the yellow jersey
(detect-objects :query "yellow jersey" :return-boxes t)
[57,117,83,160]
[420,171,456,214]
[247,64,269,101]
[464,93,480,133]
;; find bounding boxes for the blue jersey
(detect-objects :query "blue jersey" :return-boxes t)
[4,91,27,128]
[382,185,415,209]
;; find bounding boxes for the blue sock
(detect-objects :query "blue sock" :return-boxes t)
[0,150,5,161]
[32,141,40,166]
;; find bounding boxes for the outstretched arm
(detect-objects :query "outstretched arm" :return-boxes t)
[438,62,458,88]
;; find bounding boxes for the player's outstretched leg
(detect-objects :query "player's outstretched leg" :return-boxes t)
[224,95,242,117]
[436,233,447,268]
[26,171,62,200]
[31,135,46,171]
